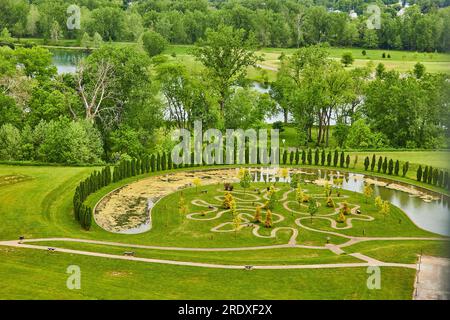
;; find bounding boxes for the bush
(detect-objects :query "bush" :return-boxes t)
[417,165,423,181]
[141,30,167,57]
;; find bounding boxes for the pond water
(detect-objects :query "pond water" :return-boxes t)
[50,48,88,74]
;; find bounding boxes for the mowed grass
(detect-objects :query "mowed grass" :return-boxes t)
[344,240,450,264]
[0,165,98,240]
[0,246,416,299]
[162,45,450,82]
[25,241,360,265]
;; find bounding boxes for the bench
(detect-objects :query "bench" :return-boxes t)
[244,265,253,270]
[47,247,56,252]
[123,251,135,256]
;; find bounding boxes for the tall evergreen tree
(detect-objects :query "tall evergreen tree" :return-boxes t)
[371,154,376,171]
[340,151,345,168]
[377,156,383,172]
[364,156,370,170]
[388,159,394,175]
[382,157,388,173]
[417,165,423,182]
[394,160,399,175]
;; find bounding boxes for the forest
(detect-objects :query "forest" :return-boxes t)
[0,0,449,164]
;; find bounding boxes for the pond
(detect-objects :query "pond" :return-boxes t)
[50,48,88,74]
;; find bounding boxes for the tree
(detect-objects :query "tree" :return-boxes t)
[388,159,394,175]
[193,177,202,193]
[363,184,373,203]
[254,206,262,223]
[364,156,370,171]
[92,32,103,48]
[375,63,385,78]
[394,160,400,176]
[0,124,22,160]
[340,151,345,168]
[380,200,390,220]
[232,213,241,239]
[307,148,312,165]
[375,196,383,210]
[413,62,426,79]
[333,150,339,166]
[141,30,167,57]
[382,157,388,174]
[80,33,91,48]
[345,155,350,168]
[417,165,423,182]
[0,27,13,43]
[240,169,252,194]
[341,52,354,67]
[26,5,40,37]
[377,156,383,172]
[308,198,318,223]
[314,149,319,165]
[264,209,273,228]
[423,166,429,183]
[178,193,188,220]
[402,161,409,177]
[50,20,62,42]
[371,154,376,171]
[193,25,260,114]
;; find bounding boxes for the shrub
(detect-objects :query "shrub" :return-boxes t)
[402,161,409,177]
[388,159,394,175]
[364,156,370,170]
[141,30,167,57]
[417,165,423,182]
[394,160,399,176]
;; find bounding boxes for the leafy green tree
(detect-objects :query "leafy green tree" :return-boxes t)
[193,25,260,115]
[141,30,167,57]
[341,52,354,67]
[413,62,426,79]
[240,169,252,194]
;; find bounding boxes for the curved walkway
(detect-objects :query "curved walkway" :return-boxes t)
[0,239,417,270]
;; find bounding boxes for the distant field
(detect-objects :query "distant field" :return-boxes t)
[162,45,450,80]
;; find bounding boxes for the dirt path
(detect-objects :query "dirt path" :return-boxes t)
[0,239,417,270]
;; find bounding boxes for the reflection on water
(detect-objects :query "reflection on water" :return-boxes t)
[50,49,88,74]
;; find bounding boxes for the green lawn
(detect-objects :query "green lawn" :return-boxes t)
[0,247,416,299]
[24,241,360,265]
[344,240,450,264]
